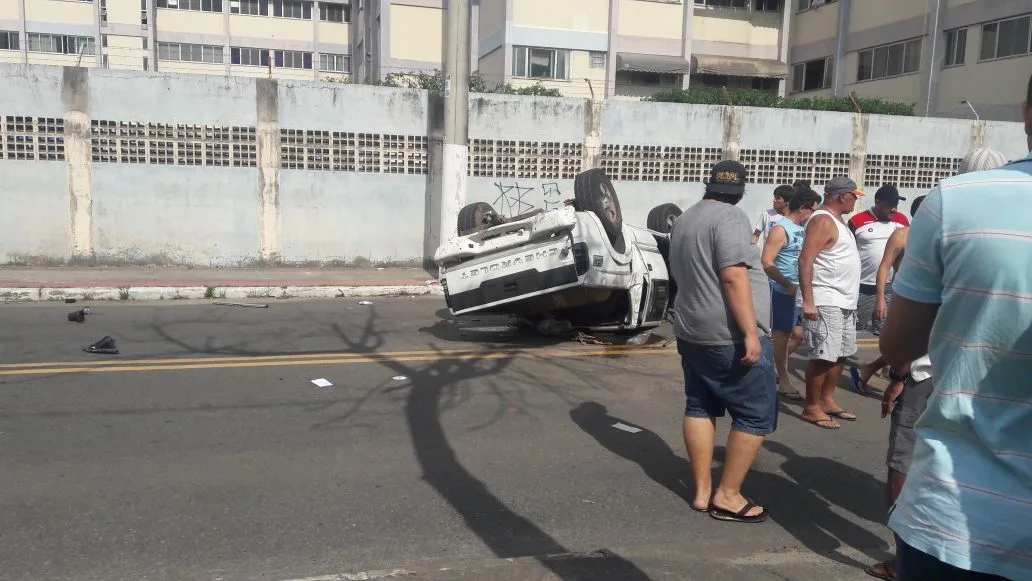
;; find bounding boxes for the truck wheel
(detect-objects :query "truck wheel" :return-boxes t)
[574,169,623,242]
[457,202,497,237]
[647,203,682,234]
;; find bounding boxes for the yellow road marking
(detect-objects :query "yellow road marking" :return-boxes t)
[0,345,666,377]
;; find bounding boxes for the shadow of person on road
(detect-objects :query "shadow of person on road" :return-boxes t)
[570,401,891,572]
[328,308,653,580]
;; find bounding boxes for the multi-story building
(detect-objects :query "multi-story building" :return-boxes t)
[790,0,1031,121]
[0,0,352,81]
[3,0,1029,120]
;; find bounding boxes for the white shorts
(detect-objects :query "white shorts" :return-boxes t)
[804,306,858,362]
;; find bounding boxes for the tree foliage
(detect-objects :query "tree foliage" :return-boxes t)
[646,87,915,116]
[364,71,562,97]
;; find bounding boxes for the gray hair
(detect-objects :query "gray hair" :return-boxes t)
[959,148,1008,174]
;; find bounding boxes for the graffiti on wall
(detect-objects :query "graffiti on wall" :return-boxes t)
[490,181,567,216]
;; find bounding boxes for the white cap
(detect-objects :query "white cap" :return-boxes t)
[959,148,1008,174]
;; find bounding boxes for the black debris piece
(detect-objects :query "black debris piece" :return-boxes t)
[83,336,119,355]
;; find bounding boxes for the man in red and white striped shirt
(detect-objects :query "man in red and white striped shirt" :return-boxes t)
[847,185,910,335]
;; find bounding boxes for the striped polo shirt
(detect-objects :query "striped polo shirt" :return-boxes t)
[888,151,1032,579]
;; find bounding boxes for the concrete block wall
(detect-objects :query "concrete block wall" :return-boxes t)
[0,62,1027,267]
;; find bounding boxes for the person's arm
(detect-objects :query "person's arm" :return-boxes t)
[874,228,907,320]
[761,225,794,293]
[721,265,761,365]
[715,213,762,365]
[798,215,836,320]
[880,188,945,367]
[751,211,767,245]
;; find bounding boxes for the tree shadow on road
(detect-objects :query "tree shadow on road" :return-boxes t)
[327,307,653,580]
[570,402,891,572]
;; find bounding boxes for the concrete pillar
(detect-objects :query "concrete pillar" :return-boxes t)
[62,67,93,261]
[313,1,321,80]
[777,1,792,97]
[605,0,619,97]
[256,79,281,263]
[680,0,693,90]
[223,0,232,76]
[582,99,603,170]
[850,112,869,186]
[722,106,742,162]
[502,0,513,86]
[970,120,986,150]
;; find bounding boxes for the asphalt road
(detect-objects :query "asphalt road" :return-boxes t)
[0,297,893,580]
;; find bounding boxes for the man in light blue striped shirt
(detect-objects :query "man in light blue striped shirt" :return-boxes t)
[879,75,1032,580]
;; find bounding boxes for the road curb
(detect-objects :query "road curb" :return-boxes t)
[0,283,444,302]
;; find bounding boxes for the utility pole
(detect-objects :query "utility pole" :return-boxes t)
[439,0,470,246]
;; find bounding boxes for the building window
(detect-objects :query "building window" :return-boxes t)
[589,51,606,69]
[980,15,1031,61]
[272,0,311,19]
[1,31,20,51]
[100,0,108,23]
[274,49,312,69]
[319,2,350,22]
[694,0,747,7]
[943,27,967,67]
[796,0,836,12]
[27,33,95,55]
[857,38,921,81]
[512,46,569,80]
[754,0,780,10]
[158,42,224,63]
[791,56,832,92]
[231,46,269,66]
[319,52,348,72]
[156,0,223,12]
[231,0,268,14]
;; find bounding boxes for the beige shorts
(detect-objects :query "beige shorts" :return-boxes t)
[803,306,857,362]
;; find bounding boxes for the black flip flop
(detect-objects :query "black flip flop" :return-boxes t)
[828,410,858,421]
[709,500,768,523]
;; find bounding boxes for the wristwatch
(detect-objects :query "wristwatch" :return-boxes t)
[888,368,909,382]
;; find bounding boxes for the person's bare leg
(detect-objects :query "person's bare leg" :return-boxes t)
[820,360,850,418]
[788,325,803,356]
[773,331,800,396]
[803,360,839,427]
[860,355,887,389]
[711,429,765,517]
[868,468,908,578]
[683,416,717,510]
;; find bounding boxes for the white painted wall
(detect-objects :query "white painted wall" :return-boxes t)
[0,63,1027,267]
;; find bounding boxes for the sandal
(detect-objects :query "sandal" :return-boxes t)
[709,499,768,523]
[827,409,857,421]
[804,416,840,429]
[778,390,804,401]
[864,561,896,580]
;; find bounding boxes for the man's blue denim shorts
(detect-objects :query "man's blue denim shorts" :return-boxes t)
[677,336,778,436]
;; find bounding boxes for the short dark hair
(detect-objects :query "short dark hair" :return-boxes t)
[774,185,795,200]
[702,191,744,205]
[792,180,812,194]
[788,189,821,212]
[911,195,927,217]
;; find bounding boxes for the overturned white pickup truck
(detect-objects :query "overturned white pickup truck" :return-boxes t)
[433,169,683,332]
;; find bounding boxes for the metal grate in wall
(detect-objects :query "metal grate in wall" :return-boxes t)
[739,150,852,185]
[600,145,722,182]
[470,139,582,179]
[1,116,65,161]
[90,121,257,167]
[865,154,959,190]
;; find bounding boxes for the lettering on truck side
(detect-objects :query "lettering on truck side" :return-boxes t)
[457,246,566,280]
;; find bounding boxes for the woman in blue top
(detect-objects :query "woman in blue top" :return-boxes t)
[760,189,821,399]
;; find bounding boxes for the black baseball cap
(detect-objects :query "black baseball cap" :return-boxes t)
[875,185,907,206]
[706,160,747,195]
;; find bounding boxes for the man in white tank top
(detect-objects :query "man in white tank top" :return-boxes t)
[797,176,865,430]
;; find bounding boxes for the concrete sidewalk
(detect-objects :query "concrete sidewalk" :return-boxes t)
[0,267,441,302]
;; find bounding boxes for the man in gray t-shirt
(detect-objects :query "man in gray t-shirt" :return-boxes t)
[669,160,777,525]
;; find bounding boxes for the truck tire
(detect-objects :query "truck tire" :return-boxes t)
[457,202,497,237]
[574,169,623,242]
[647,203,682,234]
